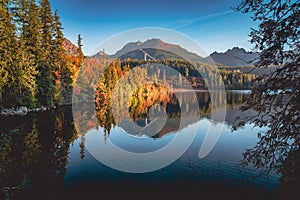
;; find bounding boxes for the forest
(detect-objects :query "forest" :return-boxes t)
[1,0,260,112]
[0,0,83,109]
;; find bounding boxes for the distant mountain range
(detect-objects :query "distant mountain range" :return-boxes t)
[93,39,204,61]
[62,37,276,77]
[210,47,260,67]
[91,39,260,67]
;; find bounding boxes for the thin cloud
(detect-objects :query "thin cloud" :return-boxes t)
[172,10,234,30]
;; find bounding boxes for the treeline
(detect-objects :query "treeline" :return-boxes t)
[0,0,82,109]
[73,58,254,135]
[120,59,259,89]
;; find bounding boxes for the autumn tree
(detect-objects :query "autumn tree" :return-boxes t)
[235,0,300,172]
[0,0,79,109]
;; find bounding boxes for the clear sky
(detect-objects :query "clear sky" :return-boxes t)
[49,0,258,56]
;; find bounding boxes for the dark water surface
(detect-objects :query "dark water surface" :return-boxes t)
[1,91,298,200]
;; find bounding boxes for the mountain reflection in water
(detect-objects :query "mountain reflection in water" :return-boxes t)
[1,91,299,200]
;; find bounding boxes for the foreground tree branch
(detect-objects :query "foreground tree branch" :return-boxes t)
[234,0,300,173]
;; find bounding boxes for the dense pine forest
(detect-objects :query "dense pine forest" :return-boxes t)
[0,0,82,109]
[0,0,260,112]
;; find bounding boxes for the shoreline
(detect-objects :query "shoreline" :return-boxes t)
[0,89,251,117]
[0,103,72,117]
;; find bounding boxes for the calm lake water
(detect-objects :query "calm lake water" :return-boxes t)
[1,91,297,200]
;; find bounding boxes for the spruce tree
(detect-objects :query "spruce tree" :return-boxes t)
[0,0,13,107]
[52,10,73,104]
[37,0,56,107]
[52,10,64,104]
[6,0,37,107]
[8,0,23,33]
[0,0,21,107]
[23,0,42,60]
[22,0,43,107]
[15,37,38,107]
[1,0,74,108]
[15,0,39,107]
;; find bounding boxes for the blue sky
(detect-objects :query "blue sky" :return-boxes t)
[49,0,257,56]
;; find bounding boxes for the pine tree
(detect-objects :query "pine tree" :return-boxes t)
[0,0,14,107]
[15,0,39,107]
[6,0,37,107]
[37,0,56,107]
[23,0,42,60]
[21,0,43,107]
[52,10,64,104]
[1,0,73,108]
[52,10,64,52]
[0,0,22,107]
[53,10,75,104]
[8,0,24,34]
[15,38,38,107]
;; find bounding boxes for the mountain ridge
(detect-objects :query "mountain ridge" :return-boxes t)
[91,39,261,67]
[210,46,260,67]
[93,38,204,61]
[63,38,79,56]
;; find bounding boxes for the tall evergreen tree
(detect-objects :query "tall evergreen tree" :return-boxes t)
[1,0,75,109]
[14,37,38,107]
[37,0,56,107]
[0,0,14,107]
[52,10,64,57]
[8,0,24,34]
[0,0,24,107]
[14,0,39,107]
[52,10,64,104]
[5,0,37,107]
[21,0,43,107]
[52,9,73,104]
[22,0,42,59]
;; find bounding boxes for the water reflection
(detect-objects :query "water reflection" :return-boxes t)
[75,91,242,139]
[0,107,76,199]
[1,92,299,199]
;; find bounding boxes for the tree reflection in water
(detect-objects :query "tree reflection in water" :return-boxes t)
[1,91,299,199]
[0,107,77,199]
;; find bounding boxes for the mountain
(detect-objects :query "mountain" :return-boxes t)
[209,47,260,67]
[63,38,78,56]
[92,49,110,59]
[91,40,267,74]
[93,39,204,61]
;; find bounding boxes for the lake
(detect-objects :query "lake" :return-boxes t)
[1,91,296,200]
